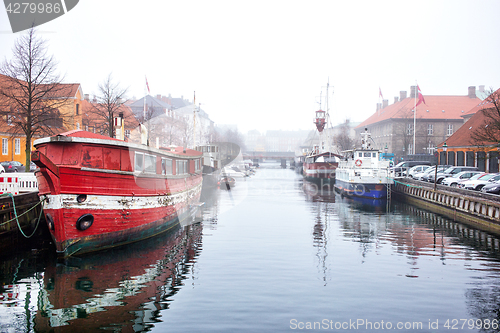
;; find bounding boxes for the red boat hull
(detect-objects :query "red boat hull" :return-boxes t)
[32,130,203,257]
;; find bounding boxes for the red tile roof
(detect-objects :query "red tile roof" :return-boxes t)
[356,95,482,129]
[439,88,500,148]
[0,73,81,99]
[81,100,139,130]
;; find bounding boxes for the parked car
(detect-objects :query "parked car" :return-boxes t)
[390,161,431,177]
[440,171,483,187]
[407,165,432,179]
[0,164,4,173]
[29,161,37,172]
[461,173,500,191]
[455,173,487,188]
[428,166,479,184]
[417,165,450,182]
[481,181,500,195]
[0,161,26,172]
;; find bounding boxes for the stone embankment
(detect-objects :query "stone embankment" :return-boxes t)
[393,178,500,235]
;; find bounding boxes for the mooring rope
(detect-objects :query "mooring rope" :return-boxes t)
[0,193,45,238]
[390,178,423,189]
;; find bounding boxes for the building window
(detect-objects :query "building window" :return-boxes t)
[447,124,453,136]
[76,104,79,115]
[427,124,433,135]
[14,138,20,155]
[407,123,413,135]
[125,130,130,138]
[2,138,7,155]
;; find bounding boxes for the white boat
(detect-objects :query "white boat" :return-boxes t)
[222,166,248,178]
[334,128,393,200]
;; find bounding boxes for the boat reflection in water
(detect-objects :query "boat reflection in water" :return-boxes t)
[302,180,336,203]
[33,221,203,332]
[338,194,389,213]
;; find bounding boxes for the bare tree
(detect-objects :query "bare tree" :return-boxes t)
[333,119,355,152]
[0,27,70,168]
[470,88,500,146]
[88,73,128,137]
[393,108,415,156]
[222,128,246,151]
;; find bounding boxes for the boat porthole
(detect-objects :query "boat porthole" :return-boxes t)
[77,194,87,203]
[46,213,54,230]
[76,214,94,231]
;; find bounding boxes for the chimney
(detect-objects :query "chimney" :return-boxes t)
[376,103,382,111]
[84,94,89,101]
[468,86,476,98]
[479,85,485,92]
[410,86,417,98]
[382,99,388,108]
[394,96,399,104]
[400,91,407,100]
[157,94,161,100]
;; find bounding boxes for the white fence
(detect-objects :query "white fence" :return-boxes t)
[0,173,38,195]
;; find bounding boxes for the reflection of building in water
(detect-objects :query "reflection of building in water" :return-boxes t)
[336,200,500,278]
[30,222,203,331]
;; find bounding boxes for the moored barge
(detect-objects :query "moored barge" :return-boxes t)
[32,130,203,257]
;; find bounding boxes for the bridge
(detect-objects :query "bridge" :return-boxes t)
[242,151,296,160]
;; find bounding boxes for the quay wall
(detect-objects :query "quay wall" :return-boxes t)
[393,178,500,235]
[0,191,47,255]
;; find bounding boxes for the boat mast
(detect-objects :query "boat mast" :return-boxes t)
[325,79,330,154]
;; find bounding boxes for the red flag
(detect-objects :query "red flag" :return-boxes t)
[416,85,425,107]
[145,76,150,94]
[379,87,383,99]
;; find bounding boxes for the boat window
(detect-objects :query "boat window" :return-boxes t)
[358,153,363,158]
[144,154,156,173]
[176,160,187,175]
[162,158,173,175]
[135,152,144,171]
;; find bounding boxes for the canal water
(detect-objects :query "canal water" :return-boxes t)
[1,162,500,332]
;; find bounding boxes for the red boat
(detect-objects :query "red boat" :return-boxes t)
[32,130,203,257]
[302,108,339,186]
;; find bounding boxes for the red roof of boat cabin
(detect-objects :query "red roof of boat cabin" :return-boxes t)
[57,129,122,141]
[159,146,202,157]
[55,130,202,156]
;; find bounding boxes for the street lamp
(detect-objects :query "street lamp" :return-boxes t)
[443,142,448,165]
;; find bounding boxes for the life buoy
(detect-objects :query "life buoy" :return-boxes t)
[355,159,362,167]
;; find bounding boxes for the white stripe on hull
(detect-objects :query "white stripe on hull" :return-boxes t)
[42,183,202,211]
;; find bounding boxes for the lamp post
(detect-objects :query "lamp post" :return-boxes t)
[443,142,448,165]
